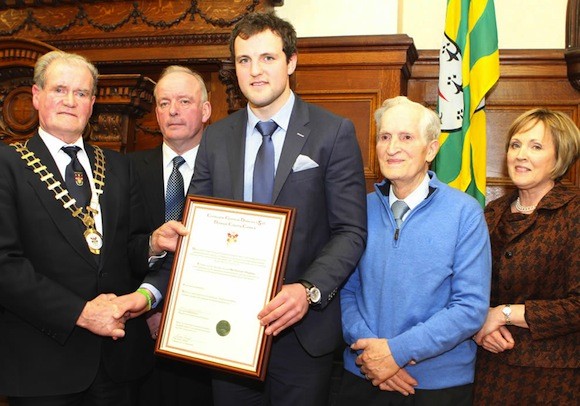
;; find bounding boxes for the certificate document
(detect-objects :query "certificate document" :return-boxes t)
[156,195,295,381]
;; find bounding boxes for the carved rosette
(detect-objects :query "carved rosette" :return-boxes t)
[0,72,36,142]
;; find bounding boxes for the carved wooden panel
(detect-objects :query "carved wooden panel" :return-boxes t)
[90,74,155,152]
[0,38,56,143]
[0,0,275,67]
[408,49,580,202]
[294,35,417,191]
[2,30,577,205]
[0,37,155,150]
[97,34,418,194]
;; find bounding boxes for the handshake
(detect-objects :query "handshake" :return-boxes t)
[75,220,188,340]
[75,290,153,340]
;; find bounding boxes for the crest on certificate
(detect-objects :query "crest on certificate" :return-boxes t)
[227,231,238,245]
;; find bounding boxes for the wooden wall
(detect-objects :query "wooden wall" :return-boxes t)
[292,35,417,191]
[409,49,580,202]
[0,1,578,201]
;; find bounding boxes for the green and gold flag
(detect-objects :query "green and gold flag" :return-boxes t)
[435,0,499,206]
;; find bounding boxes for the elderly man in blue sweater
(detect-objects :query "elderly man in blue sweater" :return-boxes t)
[338,96,491,406]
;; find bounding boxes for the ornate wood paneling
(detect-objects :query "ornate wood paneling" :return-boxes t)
[0,1,275,66]
[90,74,155,152]
[0,38,55,143]
[294,35,417,191]
[408,49,580,202]
[94,34,418,194]
[1,30,578,202]
[0,37,155,151]
[0,1,263,41]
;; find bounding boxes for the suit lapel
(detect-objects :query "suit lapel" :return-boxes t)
[98,144,127,268]
[26,135,96,267]
[228,111,247,201]
[273,98,310,202]
[142,147,165,226]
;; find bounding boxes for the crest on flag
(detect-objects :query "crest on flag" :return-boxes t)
[438,34,463,133]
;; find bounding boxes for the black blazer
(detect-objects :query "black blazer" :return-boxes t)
[189,96,368,356]
[0,134,153,396]
[129,146,174,295]
[130,145,165,230]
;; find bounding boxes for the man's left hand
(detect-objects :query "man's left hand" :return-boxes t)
[353,338,400,385]
[257,283,309,336]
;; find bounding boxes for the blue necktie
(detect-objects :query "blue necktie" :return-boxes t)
[165,156,186,221]
[62,146,91,208]
[392,200,410,228]
[253,121,278,204]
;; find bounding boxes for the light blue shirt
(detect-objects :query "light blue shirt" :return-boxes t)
[243,92,295,202]
[388,172,430,222]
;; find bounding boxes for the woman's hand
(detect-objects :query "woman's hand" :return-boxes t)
[474,306,518,353]
[477,326,515,353]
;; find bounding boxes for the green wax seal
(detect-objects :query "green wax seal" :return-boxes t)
[216,320,231,337]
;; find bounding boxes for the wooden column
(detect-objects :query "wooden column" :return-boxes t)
[90,74,155,152]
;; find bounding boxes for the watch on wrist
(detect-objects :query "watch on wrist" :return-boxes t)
[502,304,512,325]
[299,280,321,306]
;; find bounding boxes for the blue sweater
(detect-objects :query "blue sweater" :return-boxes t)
[341,172,491,389]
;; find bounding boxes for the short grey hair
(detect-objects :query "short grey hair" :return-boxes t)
[34,50,99,96]
[154,65,208,102]
[374,96,441,143]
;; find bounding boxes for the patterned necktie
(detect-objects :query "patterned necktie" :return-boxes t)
[253,120,278,204]
[392,200,410,228]
[165,156,186,221]
[62,146,91,208]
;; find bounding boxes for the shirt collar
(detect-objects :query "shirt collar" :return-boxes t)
[38,127,85,156]
[247,91,295,133]
[162,142,199,170]
[389,172,430,210]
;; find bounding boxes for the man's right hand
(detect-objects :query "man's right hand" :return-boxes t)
[76,293,126,339]
[150,220,189,254]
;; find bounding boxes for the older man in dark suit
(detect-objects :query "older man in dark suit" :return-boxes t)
[189,12,367,406]
[130,65,213,405]
[0,50,181,406]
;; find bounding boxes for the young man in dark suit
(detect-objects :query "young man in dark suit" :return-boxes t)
[130,65,213,405]
[0,51,182,406]
[189,12,368,406]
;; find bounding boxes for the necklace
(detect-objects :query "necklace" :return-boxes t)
[12,140,106,255]
[515,197,536,213]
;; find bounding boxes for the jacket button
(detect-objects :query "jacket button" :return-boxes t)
[504,251,513,258]
[99,272,108,278]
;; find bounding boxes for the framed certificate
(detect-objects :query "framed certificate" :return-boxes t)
[155,195,295,381]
